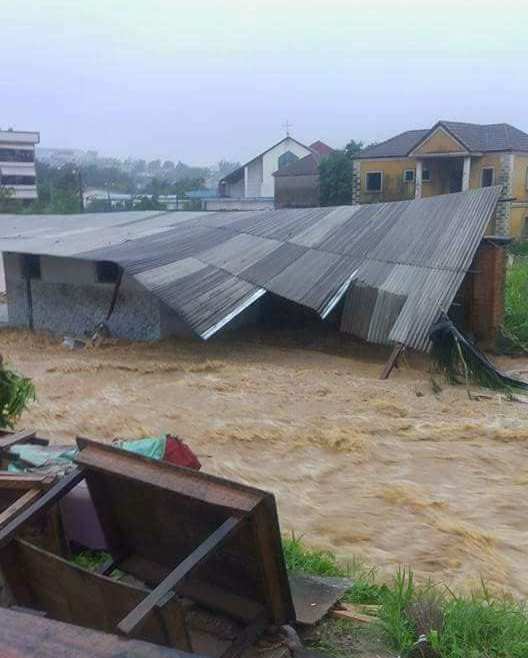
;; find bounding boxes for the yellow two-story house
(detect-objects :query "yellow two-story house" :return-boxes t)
[353,121,528,238]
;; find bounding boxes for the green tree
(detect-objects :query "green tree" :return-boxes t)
[0,185,15,213]
[344,139,364,159]
[319,151,354,206]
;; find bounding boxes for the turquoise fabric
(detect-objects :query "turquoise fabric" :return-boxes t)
[117,436,167,461]
[6,436,166,472]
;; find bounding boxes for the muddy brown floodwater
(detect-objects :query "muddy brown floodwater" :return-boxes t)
[2,325,528,599]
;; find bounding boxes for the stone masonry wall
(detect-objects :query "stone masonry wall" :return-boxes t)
[495,153,514,236]
[352,160,361,204]
[4,254,164,340]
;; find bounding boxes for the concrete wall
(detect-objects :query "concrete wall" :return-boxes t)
[246,158,263,197]
[412,128,465,155]
[357,158,417,203]
[355,152,528,238]
[204,198,274,211]
[511,154,528,238]
[274,174,320,208]
[3,253,191,341]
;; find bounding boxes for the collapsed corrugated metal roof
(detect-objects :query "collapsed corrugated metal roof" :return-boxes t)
[0,186,501,350]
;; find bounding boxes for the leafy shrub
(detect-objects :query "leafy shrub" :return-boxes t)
[0,358,36,429]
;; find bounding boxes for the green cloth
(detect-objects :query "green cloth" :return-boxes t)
[117,436,167,461]
[6,435,167,472]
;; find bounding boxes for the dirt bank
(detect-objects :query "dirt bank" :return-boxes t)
[2,326,528,599]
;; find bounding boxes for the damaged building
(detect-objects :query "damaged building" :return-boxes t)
[0,186,506,351]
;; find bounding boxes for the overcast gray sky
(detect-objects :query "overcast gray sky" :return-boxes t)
[2,0,526,164]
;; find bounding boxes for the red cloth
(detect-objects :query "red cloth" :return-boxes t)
[164,435,201,470]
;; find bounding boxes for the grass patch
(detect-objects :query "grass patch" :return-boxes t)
[282,533,386,604]
[283,536,528,658]
[505,256,528,347]
[72,549,111,571]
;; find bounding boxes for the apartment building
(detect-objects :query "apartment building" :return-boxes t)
[0,129,40,202]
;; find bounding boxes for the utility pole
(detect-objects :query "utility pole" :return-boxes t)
[78,168,84,213]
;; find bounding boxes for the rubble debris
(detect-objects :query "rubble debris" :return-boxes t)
[1,606,201,657]
[0,438,295,657]
[288,574,352,626]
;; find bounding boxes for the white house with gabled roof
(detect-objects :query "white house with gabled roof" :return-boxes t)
[217,136,314,207]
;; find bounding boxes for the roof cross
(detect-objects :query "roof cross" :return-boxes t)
[282,120,292,137]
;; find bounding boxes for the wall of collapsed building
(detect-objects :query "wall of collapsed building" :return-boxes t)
[455,239,508,350]
[1,237,508,349]
[2,253,192,341]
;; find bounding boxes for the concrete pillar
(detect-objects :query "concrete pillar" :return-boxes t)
[352,160,361,205]
[415,160,423,199]
[243,165,248,199]
[462,156,471,191]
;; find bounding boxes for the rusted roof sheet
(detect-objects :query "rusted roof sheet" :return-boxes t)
[0,187,501,349]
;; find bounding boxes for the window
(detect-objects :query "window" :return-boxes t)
[525,166,528,191]
[23,255,41,280]
[481,167,494,187]
[422,168,431,182]
[0,148,34,163]
[403,169,415,183]
[96,261,120,284]
[366,172,382,192]
[278,151,299,169]
[1,175,36,186]
[523,217,528,240]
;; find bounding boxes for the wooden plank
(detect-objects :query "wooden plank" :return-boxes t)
[331,603,378,624]
[0,430,37,451]
[380,343,405,380]
[117,516,242,638]
[0,488,42,529]
[0,607,201,657]
[177,579,264,624]
[7,539,192,652]
[118,555,264,623]
[76,438,263,514]
[0,467,85,548]
[0,473,54,489]
[251,498,296,625]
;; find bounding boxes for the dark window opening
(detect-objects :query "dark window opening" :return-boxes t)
[1,175,36,186]
[404,169,415,182]
[522,217,528,240]
[422,169,431,182]
[366,172,382,192]
[96,261,120,284]
[0,148,34,163]
[481,167,494,187]
[23,254,41,280]
[278,151,299,169]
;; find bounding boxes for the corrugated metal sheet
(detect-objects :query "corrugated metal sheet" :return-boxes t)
[0,186,501,347]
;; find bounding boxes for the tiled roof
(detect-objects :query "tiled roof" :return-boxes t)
[441,121,528,152]
[358,130,429,158]
[358,122,528,158]
[309,141,334,157]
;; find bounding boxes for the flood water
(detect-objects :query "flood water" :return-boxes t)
[3,326,528,598]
